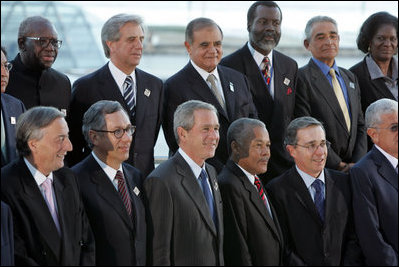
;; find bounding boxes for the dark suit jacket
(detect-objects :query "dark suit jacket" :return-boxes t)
[163,62,257,172]
[72,154,147,266]
[350,57,397,114]
[1,93,25,167]
[6,53,71,112]
[1,158,95,266]
[266,166,362,266]
[295,59,367,169]
[221,44,297,181]
[218,160,283,266]
[350,146,398,266]
[67,63,163,176]
[144,151,224,265]
[1,201,14,266]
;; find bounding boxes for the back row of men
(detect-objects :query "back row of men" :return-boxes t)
[1,1,397,266]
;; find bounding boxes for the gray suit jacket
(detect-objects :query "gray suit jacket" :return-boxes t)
[144,151,224,265]
[295,59,367,169]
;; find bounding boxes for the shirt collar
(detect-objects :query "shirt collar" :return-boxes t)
[312,57,340,77]
[295,165,325,189]
[91,151,123,184]
[236,163,256,185]
[374,144,398,170]
[108,60,136,90]
[190,59,220,83]
[247,42,273,68]
[23,157,54,187]
[366,54,398,81]
[178,147,205,179]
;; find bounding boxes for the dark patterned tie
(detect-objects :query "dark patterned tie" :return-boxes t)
[254,175,273,218]
[115,170,132,216]
[123,76,136,117]
[261,57,271,85]
[199,169,217,227]
[312,179,325,223]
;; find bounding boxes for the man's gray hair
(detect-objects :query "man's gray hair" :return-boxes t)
[227,118,267,160]
[304,16,338,41]
[285,116,325,146]
[365,98,398,128]
[18,16,54,39]
[16,106,65,157]
[173,100,218,144]
[185,17,223,44]
[82,100,130,148]
[101,13,144,58]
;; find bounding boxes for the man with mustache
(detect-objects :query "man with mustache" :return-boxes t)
[5,16,71,115]
[68,14,163,177]
[266,116,363,265]
[295,16,367,173]
[218,118,283,265]
[221,1,298,184]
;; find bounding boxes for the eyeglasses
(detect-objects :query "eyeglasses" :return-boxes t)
[294,140,331,153]
[92,125,136,139]
[1,62,12,71]
[369,124,398,133]
[25,37,63,48]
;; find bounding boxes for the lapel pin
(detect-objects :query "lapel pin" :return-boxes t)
[10,117,16,124]
[213,180,219,191]
[229,82,234,92]
[349,82,355,89]
[144,89,151,97]
[283,78,290,86]
[61,109,67,116]
[133,187,140,196]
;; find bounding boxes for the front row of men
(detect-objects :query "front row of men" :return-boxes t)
[2,98,397,266]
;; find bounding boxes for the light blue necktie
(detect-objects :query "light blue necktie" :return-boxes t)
[199,169,217,227]
[312,179,325,223]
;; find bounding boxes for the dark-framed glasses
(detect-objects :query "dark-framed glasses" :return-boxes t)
[92,125,136,139]
[25,37,63,48]
[369,123,398,133]
[2,62,12,71]
[294,140,331,153]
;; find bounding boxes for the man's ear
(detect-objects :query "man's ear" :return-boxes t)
[286,144,296,158]
[18,38,26,51]
[184,41,191,55]
[367,128,378,144]
[177,126,187,143]
[304,39,310,50]
[89,130,99,146]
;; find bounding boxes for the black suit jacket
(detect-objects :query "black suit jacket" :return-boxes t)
[350,146,398,266]
[6,53,71,113]
[295,59,367,169]
[1,158,95,266]
[163,62,257,172]
[1,201,14,266]
[67,63,163,176]
[218,160,283,266]
[1,93,25,167]
[72,154,147,266]
[266,166,363,266]
[144,151,224,265]
[221,44,297,181]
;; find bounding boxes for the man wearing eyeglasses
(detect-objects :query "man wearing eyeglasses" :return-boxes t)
[72,100,147,266]
[5,16,71,115]
[266,116,363,266]
[1,46,26,167]
[350,98,398,266]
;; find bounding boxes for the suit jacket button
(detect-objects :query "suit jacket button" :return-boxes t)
[42,251,47,256]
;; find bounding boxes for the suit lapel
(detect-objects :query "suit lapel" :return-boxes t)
[99,64,128,109]
[18,159,62,260]
[372,147,398,190]
[175,153,218,236]
[133,69,150,128]
[217,67,234,120]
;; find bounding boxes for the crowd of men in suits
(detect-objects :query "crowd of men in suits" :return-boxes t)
[1,1,397,266]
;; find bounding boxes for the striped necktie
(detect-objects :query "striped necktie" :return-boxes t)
[115,170,132,216]
[254,175,273,218]
[123,76,136,117]
[312,179,325,223]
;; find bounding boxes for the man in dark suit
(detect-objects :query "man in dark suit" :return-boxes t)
[350,98,398,266]
[266,116,363,266]
[220,1,297,183]
[218,118,283,265]
[68,14,163,176]
[1,106,95,266]
[5,16,71,115]
[295,16,367,173]
[72,100,147,266]
[1,46,26,167]
[163,17,257,173]
[1,201,14,266]
[144,100,224,265]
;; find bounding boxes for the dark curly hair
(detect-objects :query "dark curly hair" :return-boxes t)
[356,11,398,54]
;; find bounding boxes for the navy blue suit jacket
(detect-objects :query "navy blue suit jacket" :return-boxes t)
[1,201,14,266]
[162,62,257,172]
[68,63,163,176]
[1,93,25,167]
[350,146,398,266]
[72,154,147,266]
